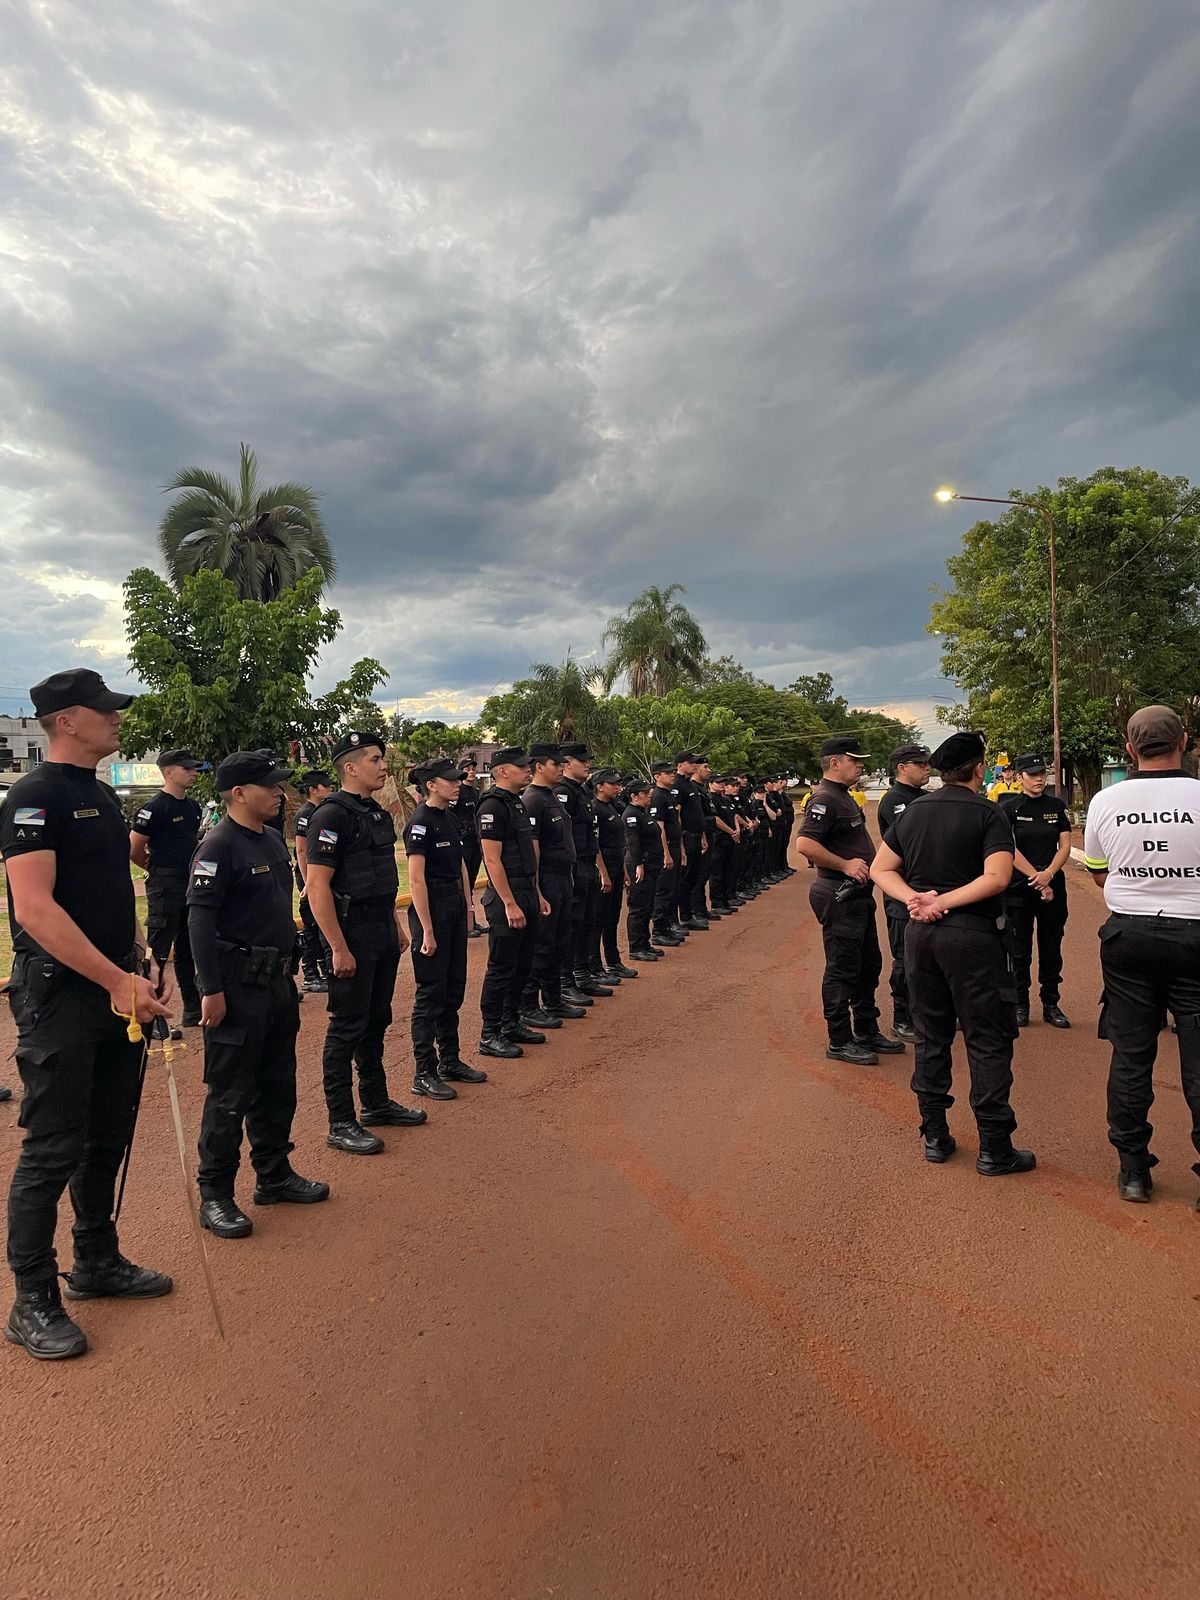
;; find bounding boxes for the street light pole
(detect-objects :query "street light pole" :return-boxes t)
[935,490,1063,797]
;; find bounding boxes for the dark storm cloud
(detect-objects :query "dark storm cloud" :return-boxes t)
[3,0,1200,731]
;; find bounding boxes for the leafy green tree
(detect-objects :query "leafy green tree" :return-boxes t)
[397,720,486,766]
[697,654,766,687]
[483,658,618,750]
[699,683,830,775]
[339,698,389,740]
[158,443,335,601]
[844,709,923,773]
[930,468,1200,793]
[599,584,708,696]
[605,691,751,774]
[121,567,385,766]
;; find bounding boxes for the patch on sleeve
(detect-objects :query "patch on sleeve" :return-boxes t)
[193,859,219,879]
[295,815,309,833]
[14,808,45,826]
[479,814,495,829]
[626,816,638,825]
[410,824,426,837]
[809,803,827,818]
[136,808,153,821]
[317,828,339,845]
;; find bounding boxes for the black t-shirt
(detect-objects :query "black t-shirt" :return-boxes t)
[451,783,481,845]
[293,798,317,887]
[521,782,576,870]
[130,788,202,871]
[186,815,296,954]
[888,786,1016,919]
[403,800,465,886]
[675,773,705,833]
[878,782,927,840]
[1,763,138,968]
[594,796,626,867]
[649,783,682,845]
[997,791,1071,874]
[623,803,664,869]
[713,794,738,840]
[798,779,876,880]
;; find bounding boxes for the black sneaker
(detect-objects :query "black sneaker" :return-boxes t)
[1117,1162,1153,1203]
[5,1283,88,1360]
[479,1031,523,1059]
[440,1058,488,1083]
[1042,1005,1071,1029]
[977,1147,1037,1177]
[681,918,710,932]
[894,1022,917,1041]
[853,1032,906,1055]
[181,1009,203,1027]
[651,933,681,948]
[505,1022,547,1044]
[327,1119,385,1154]
[253,1172,331,1205]
[605,964,638,980]
[560,986,594,1007]
[826,1041,879,1066]
[521,1007,563,1029]
[360,1099,428,1127]
[669,923,691,938]
[629,948,660,962]
[545,1000,588,1019]
[591,967,620,985]
[199,1196,255,1235]
[467,926,485,939]
[63,1254,173,1300]
[301,977,328,995]
[575,977,614,997]
[413,1070,457,1100]
[0,1085,12,1102]
[1015,1005,1030,1028]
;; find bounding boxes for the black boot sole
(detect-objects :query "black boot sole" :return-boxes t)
[63,1277,174,1300]
[4,1325,88,1360]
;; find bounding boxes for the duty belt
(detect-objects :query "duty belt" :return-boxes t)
[216,939,292,985]
[1108,911,1200,927]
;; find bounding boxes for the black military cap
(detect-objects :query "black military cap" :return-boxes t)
[331,730,386,762]
[674,749,697,764]
[891,743,930,768]
[158,749,211,772]
[650,759,674,774]
[491,746,532,769]
[1013,753,1047,774]
[297,768,333,791]
[559,742,592,761]
[419,757,464,784]
[458,755,478,769]
[929,730,986,770]
[528,742,562,762]
[819,735,866,759]
[592,766,620,784]
[693,753,709,765]
[626,775,653,794]
[31,668,133,717]
[215,750,293,790]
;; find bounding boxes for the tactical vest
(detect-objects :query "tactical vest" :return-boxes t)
[558,777,598,858]
[323,792,399,902]
[486,792,539,881]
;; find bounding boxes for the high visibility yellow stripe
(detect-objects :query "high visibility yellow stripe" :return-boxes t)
[1083,854,1108,870]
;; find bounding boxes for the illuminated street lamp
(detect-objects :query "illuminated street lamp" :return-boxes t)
[935,488,1062,795]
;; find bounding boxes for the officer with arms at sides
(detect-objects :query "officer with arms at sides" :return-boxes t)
[129,749,209,1033]
[997,753,1073,1029]
[590,767,638,981]
[673,751,710,930]
[452,756,485,937]
[516,743,579,1029]
[797,735,903,1066]
[304,731,422,1158]
[292,768,335,995]
[403,758,487,1102]
[872,730,1034,1176]
[2,670,172,1361]
[877,743,932,1043]
[556,743,614,999]
[188,751,330,1239]
[1083,705,1200,1206]
[649,760,687,945]
[707,775,742,914]
[622,775,664,963]
[475,749,551,1058]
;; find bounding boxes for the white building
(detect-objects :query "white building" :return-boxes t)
[0,714,46,773]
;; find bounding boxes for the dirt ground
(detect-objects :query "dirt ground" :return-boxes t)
[1,849,1199,1600]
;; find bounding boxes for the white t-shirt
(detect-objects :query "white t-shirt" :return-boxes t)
[1083,772,1200,916]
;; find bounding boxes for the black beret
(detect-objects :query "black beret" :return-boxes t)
[929,730,986,770]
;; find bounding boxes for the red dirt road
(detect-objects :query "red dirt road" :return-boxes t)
[2,858,1199,1599]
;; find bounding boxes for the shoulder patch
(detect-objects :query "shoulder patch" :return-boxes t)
[810,803,827,817]
[14,808,45,826]
[317,828,338,845]
[193,859,219,878]
[136,808,152,821]
[410,824,426,836]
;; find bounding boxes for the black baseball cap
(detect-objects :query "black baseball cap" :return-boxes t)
[158,749,211,772]
[298,768,334,791]
[674,750,697,764]
[528,742,562,762]
[31,669,133,718]
[418,757,464,785]
[1013,753,1047,774]
[650,759,674,774]
[491,746,532,769]
[559,742,592,761]
[215,750,293,790]
[890,743,930,768]
[626,775,652,794]
[592,767,620,784]
[819,735,866,759]
[331,730,386,761]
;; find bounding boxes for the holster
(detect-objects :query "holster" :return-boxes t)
[217,939,287,987]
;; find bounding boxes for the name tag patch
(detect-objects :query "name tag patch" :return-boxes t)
[251,863,271,875]
[73,808,100,819]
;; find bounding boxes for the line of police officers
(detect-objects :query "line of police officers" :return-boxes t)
[0,675,796,1360]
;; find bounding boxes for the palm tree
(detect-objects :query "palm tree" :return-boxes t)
[485,657,618,751]
[599,584,708,696]
[159,443,336,601]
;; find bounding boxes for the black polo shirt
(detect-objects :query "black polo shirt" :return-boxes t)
[623,803,664,869]
[594,796,626,869]
[130,788,202,871]
[887,785,1016,920]
[0,762,137,967]
[186,815,296,965]
[520,783,576,870]
[403,800,465,886]
[878,782,927,841]
[675,773,706,834]
[798,779,876,881]
[997,791,1071,873]
[649,783,682,846]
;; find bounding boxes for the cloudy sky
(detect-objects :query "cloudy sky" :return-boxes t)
[3,0,1199,736]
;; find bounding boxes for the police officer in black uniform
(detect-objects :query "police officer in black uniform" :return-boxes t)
[2,669,172,1361]
[293,767,334,993]
[452,756,485,937]
[690,756,723,920]
[622,776,663,962]
[649,761,686,945]
[997,754,1072,1029]
[304,731,422,1156]
[797,735,901,1065]
[476,749,549,1057]
[871,730,1035,1176]
[404,758,488,1100]
[129,749,208,1030]
[556,743,614,999]
[517,743,580,1027]
[590,768,637,980]
[708,776,741,913]
[673,752,709,931]
[188,751,330,1238]
[877,743,931,1041]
